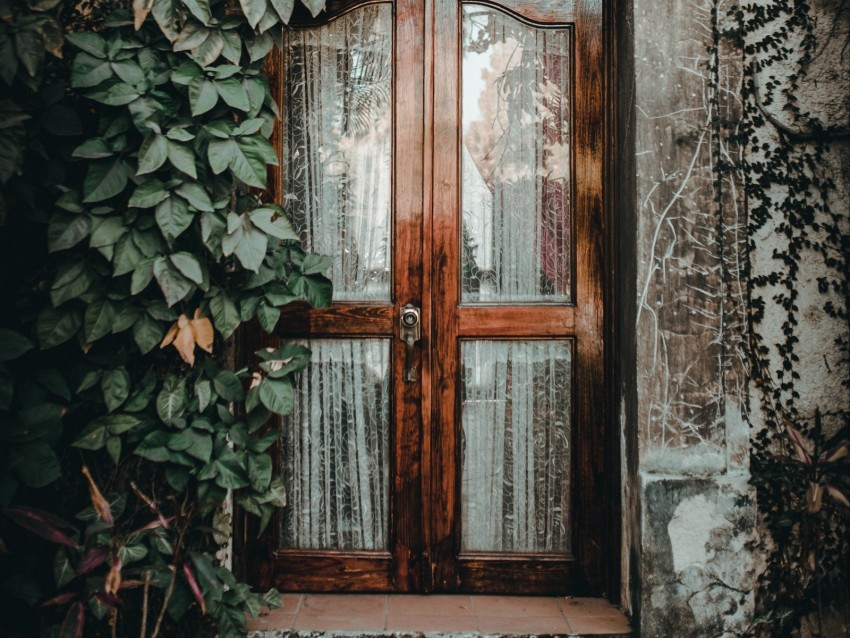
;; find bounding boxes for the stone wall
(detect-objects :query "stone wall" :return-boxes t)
[626,0,848,635]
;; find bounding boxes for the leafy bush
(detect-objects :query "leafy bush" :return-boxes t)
[0,0,331,636]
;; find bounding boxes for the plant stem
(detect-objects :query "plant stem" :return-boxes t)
[140,569,152,638]
[150,566,176,638]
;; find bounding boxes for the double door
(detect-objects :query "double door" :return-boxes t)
[245,0,607,595]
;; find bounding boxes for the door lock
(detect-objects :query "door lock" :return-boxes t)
[399,304,421,382]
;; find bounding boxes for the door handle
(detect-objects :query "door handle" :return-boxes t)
[399,304,421,382]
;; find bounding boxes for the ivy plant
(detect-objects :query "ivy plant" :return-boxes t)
[0,0,331,636]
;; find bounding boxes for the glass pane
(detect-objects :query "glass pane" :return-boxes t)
[281,6,392,302]
[461,6,572,303]
[461,340,571,553]
[280,339,390,550]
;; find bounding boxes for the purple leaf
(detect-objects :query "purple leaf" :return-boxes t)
[3,507,79,548]
[41,592,79,607]
[76,546,109,575]
[182,563,206,615]
[60,601,84,638]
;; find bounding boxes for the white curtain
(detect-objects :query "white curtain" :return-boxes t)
[281,5,392,302]
[461,6,572,303]
[461,340,571,553]
[281,339,390,550]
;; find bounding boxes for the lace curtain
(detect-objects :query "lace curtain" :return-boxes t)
[461,6,572,303]
[281,5,392,302]
[281,339,390,550]
[461,340,572,553]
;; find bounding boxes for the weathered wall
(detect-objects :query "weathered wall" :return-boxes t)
[628,0,848,635]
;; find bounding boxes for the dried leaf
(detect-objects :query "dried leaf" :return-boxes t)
[784,421,812,465]
[104,555,122,595]
[76,546,109,575]
[824,441,849,464]
[159,321,179,347]
[160,310,215,366]
[130,481,170,529]
[190,310,213,354]
[805,482,823,513]
[81,466,113,526]
[825,483,850,508]
[133,0,154,29]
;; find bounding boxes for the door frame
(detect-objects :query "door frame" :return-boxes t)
[234,0,622,600]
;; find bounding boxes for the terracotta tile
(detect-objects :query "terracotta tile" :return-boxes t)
[246,612,296,630]
[293,614,385,631]
[472,595,564,618]
[300,593,386,617]
[477,615,571,634]
[566,614,632,635]
[559,597,623,617]
[386,613,480,632]
[278,594,304,614]
[386,594,474,616]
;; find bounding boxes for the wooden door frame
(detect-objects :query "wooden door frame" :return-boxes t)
[234,0,623,601]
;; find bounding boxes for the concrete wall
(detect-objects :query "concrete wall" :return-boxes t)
[627,0,848,634]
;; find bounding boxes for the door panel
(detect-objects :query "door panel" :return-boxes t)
[249,0,604,596]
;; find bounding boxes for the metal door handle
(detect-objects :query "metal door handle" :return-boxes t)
[399,304,421,382]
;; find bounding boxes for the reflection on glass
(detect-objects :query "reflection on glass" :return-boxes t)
[282,6,392,301]
[462,6,571,303]
[281,339,390,550]
[461,340,571,553]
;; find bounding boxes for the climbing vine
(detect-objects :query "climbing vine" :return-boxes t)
[0,0,331,636]
[732,0,850,635]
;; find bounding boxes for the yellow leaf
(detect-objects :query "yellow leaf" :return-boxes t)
[173,315,196,366]
[82,465,113,526]
[189,311,214,354]
[160,321,179,348]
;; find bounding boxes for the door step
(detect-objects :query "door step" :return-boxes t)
[247,594,632,638]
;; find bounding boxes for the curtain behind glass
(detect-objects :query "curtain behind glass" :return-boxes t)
[281,6,392,301]
[461,340,572,553]
[281,339,390,550]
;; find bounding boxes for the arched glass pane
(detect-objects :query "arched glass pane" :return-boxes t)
[281,5,392,302]
[461,6,572,303]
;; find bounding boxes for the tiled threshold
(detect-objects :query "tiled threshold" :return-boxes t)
[247,594,632,637]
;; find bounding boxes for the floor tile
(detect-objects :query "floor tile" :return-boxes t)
[559,597,623,617]
[293,614,385,631]
[566,614,632,635]
[248,612,297,630]
[477,615,571,634]
[472,595,564,618]
[300,593,387,617]
[386,594,475,616]
[386,613,480,632]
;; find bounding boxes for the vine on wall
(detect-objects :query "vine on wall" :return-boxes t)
[732,0,850,635]
[0,0,331,636]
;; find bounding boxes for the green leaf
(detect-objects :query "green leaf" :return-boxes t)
[132,312,165,354]
[87,81,141,106]
[84,298,116,343]
[169,252,203,285]
[50,261,93,306]
[65,32,107,58]
[189,29,223,66]
[153,256,193,307]
[300,0,326,17]
[99,414,143,435]
[167,141,197,178]
[157,377,186,425]
[300,253,332,275]
[11,442,61,487]
[119,543,148,565]
[249,207,298,240]
[207,137,235,175]
[181,0,213,24]
[248,453,272,491]
[269,0,294,23]
[83,159,132,203]
[256,302,279,332]
[131,259,154,295]
[209,293,239,339]
[213,370,243,402]
[222,215,268,273]
[0,328,34,362]
[239,0,268,29]
[73,420,108,450]
[106,436,121,463]
[48,213,91,252]
[188,77,217,116]
[71,52,112,88]
[129,179,169,208]
[215,77,249,111]
[175,182,213,212]
[291,273,332,308]
[54,549,74,589]
[155,195,193,242]
[89,216,126,248]
[257,378,292,415]
[111,60,145,85]
[173,21,210,52]
[73,138,113,159]
[37,307,82,349]
[137,133,168,175]
[172,60,202,85]
[195,378,212,412]
[101,367,131,412]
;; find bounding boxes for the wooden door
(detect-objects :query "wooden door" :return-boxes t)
[243,0,606,596]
